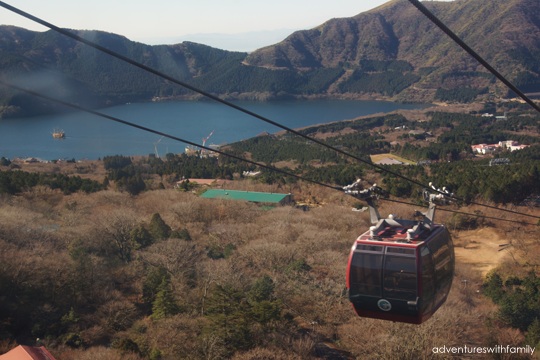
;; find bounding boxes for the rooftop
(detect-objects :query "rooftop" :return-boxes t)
[0,345,57,360]
[200,189,292,203]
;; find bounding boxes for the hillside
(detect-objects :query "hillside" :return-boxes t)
[246,0,540,76]
[245,0,540,100]
[1,156,539,359]
[2,0,540,118]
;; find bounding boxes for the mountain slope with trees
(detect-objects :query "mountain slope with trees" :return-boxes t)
[2,0,540,118]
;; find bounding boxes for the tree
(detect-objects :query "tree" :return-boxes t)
[95,209,138,263]
[113,338,140,355]
[130,223,153,249]
[151,280,182,321]
[142,267,170,308]
[248,275,275,304]
[251,300,281,325]
[170,228,191,241]
[284,258,311,274]
[223,243,236,259]
[483,272,505,304]
[526,318,540,348]
[0,157,11,166]
[147,213,171,241]
[204,285,252,355]
[207,243,223,260]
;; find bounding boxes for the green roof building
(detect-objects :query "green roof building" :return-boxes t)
[200,189,293,204]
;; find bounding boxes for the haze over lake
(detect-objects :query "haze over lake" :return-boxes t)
[0,100,431,161]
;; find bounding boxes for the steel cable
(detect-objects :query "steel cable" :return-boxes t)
[0,1,539,220]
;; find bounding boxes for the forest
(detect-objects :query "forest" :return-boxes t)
[0,163,538,359]
[2,104,540,358]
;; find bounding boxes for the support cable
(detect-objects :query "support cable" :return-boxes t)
[0,80,336,191]
[0,1,539,219]
[1,78,538,226]
[407,0,540,114]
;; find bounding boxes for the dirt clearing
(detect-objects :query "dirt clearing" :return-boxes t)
[453,228,511,276]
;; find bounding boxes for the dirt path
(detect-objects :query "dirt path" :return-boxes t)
[453,228,511,276]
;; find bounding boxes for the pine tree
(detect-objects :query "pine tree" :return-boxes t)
[223,243,236,259]
[207,243,223,259]
[151,280,181,321]
[204,285,252,354]
[130,223,153,249]
[251,300,281,325]
[526,318,540,347]
[178,228,192,241]
[248,275,274,304]
[147,213,171,241]
[142,267,170,307]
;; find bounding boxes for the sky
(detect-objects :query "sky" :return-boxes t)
[0,0,394,50]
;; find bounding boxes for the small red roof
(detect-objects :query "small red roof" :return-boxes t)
[0,346,56,360]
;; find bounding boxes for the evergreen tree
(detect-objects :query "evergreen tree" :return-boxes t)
[248,275,274,304]
[169,228,191,241]
[497,288,536,331]
[149,347,163,360]
[178,228,192,241]
[142,267,170,307]
[223,243,236,259]
[526,318,540,348]
[204,285,252,354]
[147,213,171,241]
[113,338,140,355]
[284,258,311,274]
[482,273,505,304]
[0,157,11,166]
[207,243,223,259]
[251,300,281,325]
[130,223,153,249]
[151,280,181,321]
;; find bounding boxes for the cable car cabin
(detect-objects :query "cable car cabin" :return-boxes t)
[344,187,455,325]
[347,225,454,324]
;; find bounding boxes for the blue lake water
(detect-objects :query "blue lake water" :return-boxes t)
[0,100,431,161]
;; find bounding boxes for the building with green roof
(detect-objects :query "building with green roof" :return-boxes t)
[200,189,293,204]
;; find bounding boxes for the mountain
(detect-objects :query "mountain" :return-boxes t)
[2,0,540,118]
[247,0,540,73]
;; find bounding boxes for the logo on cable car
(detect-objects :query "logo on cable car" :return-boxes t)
[378,299,392,311]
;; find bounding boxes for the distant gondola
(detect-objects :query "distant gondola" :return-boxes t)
[345,183,455,324]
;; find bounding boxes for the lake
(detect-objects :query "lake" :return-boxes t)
[0,100,431,161]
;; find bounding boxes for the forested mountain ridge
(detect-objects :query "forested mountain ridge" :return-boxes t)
[0,26,247,117]
[246,0,540,74]
[2,0,540,118]
[245,0,540,97]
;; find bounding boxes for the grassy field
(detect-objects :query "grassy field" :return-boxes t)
[370,153,417,165]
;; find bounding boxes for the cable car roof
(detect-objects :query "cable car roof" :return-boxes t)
[356,224,446,247]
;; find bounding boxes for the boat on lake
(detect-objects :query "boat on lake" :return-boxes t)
[51,128,65,139]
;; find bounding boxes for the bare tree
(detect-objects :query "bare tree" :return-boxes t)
[93,209,138,262]
[141,239,204,279]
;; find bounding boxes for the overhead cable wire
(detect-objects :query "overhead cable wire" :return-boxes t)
[0,80,338,191]
[2,80,538,226]
[1,1,539,220]
[1,80,538,226]
[0,2,488,201]
[407,0,540,115]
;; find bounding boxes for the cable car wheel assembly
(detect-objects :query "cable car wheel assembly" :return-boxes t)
[344,181,456,324]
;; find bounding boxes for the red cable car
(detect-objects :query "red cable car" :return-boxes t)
[345,183,455,324]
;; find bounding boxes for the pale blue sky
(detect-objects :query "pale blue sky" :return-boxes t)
[0,0,453,50]
[1,1,390,38]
